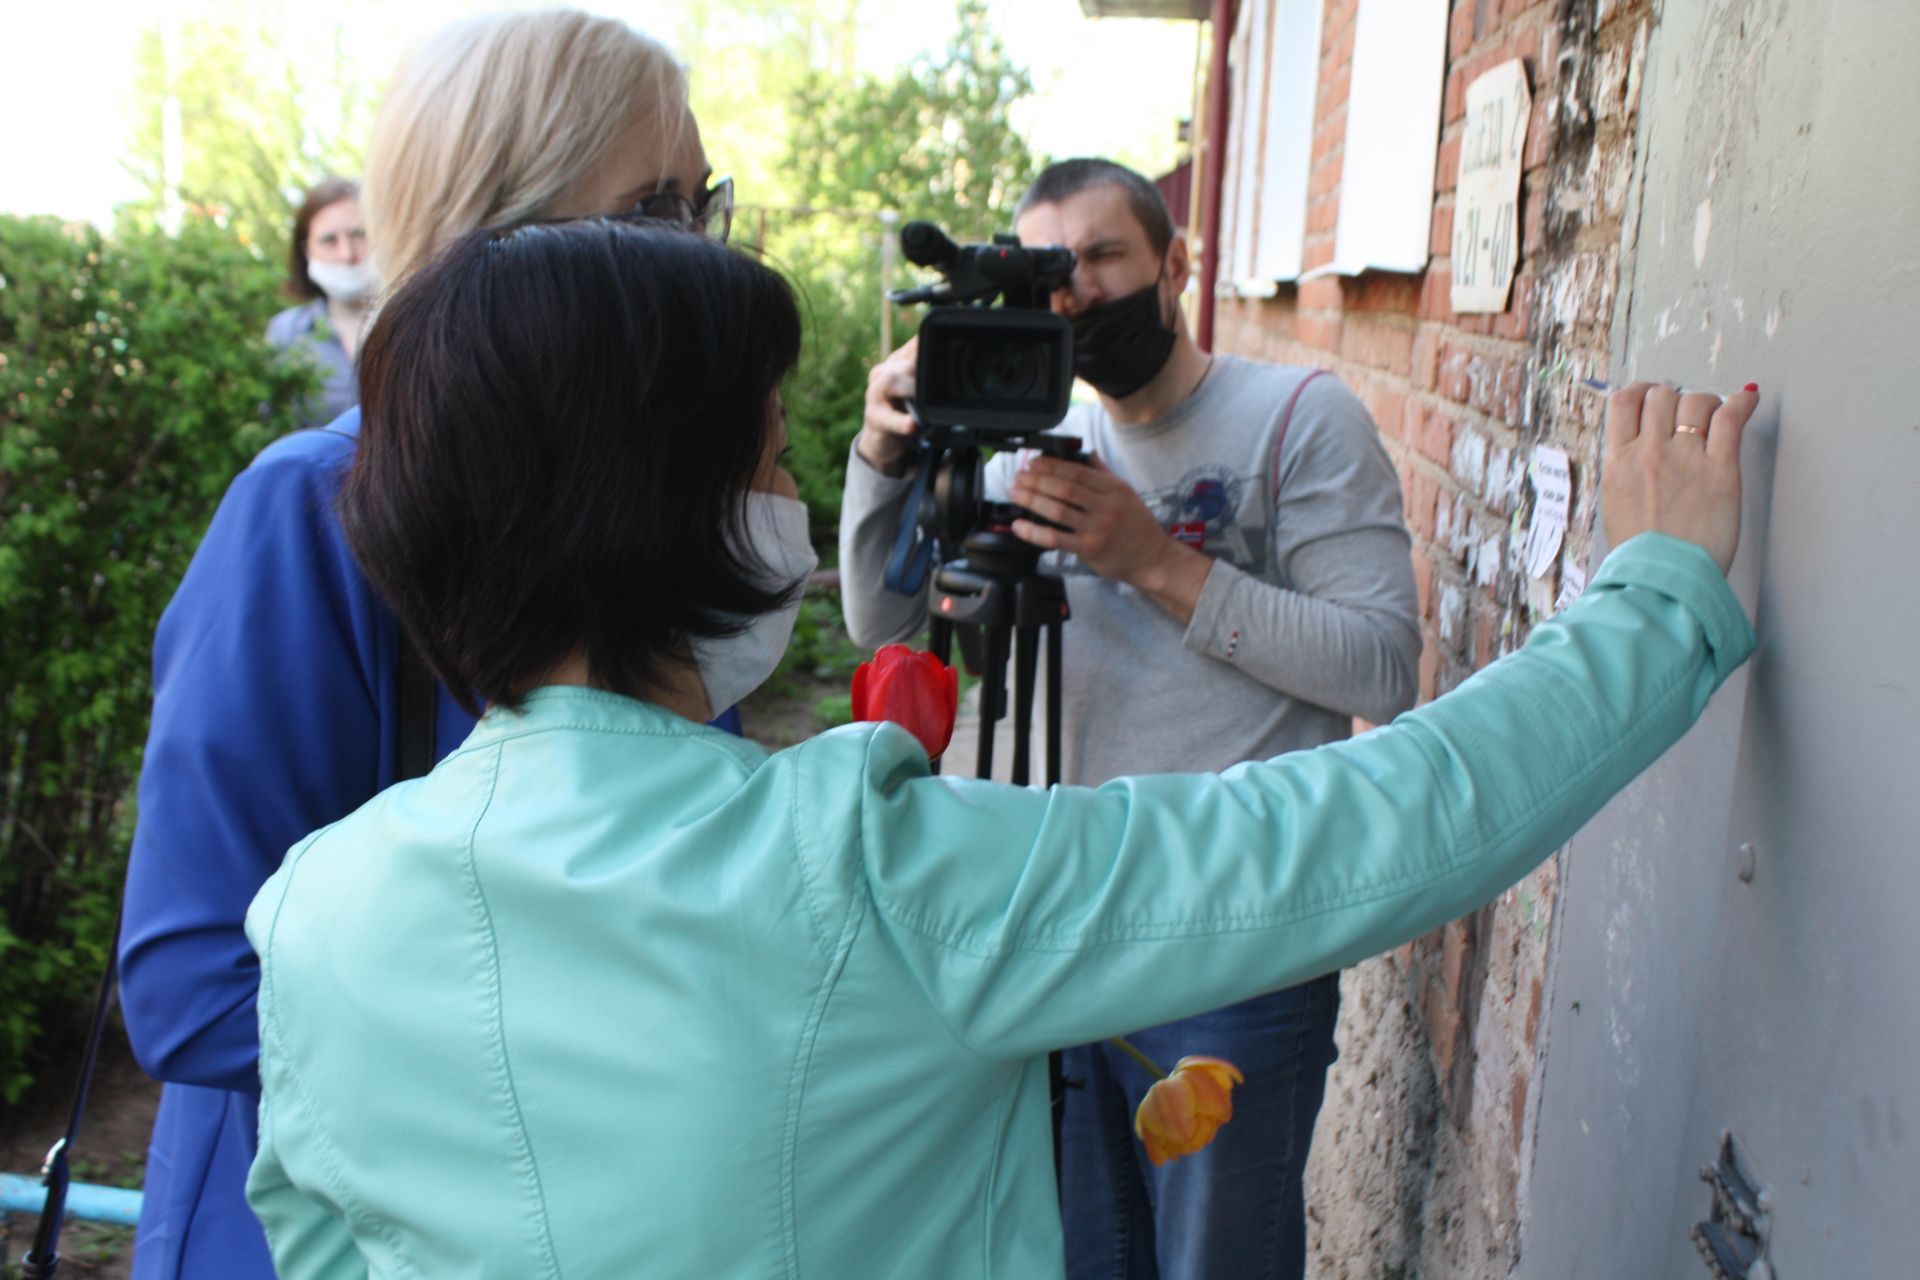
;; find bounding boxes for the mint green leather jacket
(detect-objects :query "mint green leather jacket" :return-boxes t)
[245,534,1754,1278]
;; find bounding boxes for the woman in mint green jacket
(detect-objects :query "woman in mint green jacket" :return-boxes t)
[244,220,1759,1279]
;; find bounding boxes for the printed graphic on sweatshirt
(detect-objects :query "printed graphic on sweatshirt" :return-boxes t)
[1046,461,1271,579]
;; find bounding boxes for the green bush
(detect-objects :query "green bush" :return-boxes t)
[0,214,314,1101]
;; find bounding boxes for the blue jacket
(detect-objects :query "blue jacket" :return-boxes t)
[120,411,471,1279]
[244,534,1755,1278]
[116,408,736,1277]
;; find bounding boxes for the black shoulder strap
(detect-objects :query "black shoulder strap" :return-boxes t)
[395,638,438,783]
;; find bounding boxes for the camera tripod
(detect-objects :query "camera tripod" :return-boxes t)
[912,433,1085,1177]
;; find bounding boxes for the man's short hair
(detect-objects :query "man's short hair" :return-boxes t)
[1016,158,1177,256]
[342,220,804,714]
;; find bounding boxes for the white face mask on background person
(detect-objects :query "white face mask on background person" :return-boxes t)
[307,258,380,306]
[692,491,819,715]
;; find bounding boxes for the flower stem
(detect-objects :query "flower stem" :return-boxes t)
[1109,1035,1167,1080]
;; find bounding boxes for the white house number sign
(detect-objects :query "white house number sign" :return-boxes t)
[1451,59,1532,314]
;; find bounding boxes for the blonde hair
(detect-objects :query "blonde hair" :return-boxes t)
[364,9,688,286]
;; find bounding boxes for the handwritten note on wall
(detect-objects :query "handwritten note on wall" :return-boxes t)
[1451,60,1531,314]
[1523,446,1571,580]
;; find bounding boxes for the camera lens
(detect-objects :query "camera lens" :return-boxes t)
[955,334,1047,404]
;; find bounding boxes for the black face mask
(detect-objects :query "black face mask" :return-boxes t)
[1068,278,1177,399]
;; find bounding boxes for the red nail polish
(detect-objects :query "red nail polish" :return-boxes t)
[1744,383,1759,393]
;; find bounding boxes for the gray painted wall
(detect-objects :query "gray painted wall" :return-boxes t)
[1522,1,1919,1276]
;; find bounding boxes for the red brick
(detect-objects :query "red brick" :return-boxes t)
[1416,406,1455,465]
[1474,609,1497,667]
[1298,312,1341,354]
[1435,133,1462,193]
[1362,381,1406,437]
[1491,273,1534,339]
[1418,635,1440,702]
[1309,153,1344,198]
[1411,329,1440,391]
[1302,237,1335,271]
[1299,276,1343,311]
[1321,61,1353,114]
[1420,267,1455,320]
[1327,3,1358,59]
[1522,186,1546,255]
[1412,548,1435,620]
[1431,198,1456,258]
[1350,273,1421,314]
[1394,396,1420,444]
[1523,975,1544,1045]
[1449,0,1476,60]
[1311,119,1341,163]
[1404,470,1440,541]
[1306,197,1339,234]
[1466,354,1508,416]
[1538,18,1562,86]
[1437,339,1472,404]
[1378,325,1415,376]
[1525,97,1552,170]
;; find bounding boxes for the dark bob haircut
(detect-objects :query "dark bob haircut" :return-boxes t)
[286,176,361,300]
[1016,158,1177,257]
[340,219,804,715]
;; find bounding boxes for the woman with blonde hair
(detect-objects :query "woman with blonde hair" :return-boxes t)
[117,12,733,1278]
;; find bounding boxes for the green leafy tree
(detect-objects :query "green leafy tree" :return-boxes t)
[772,0,1045,532]
[0,215,313,1099]
[120,11,377,252]
[787,0,1041,238]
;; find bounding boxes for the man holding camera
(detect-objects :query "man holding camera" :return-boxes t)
[838,157,1419,1279]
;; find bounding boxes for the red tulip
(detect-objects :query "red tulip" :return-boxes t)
[851,644,959,760]
[1132,1054,1244,1167]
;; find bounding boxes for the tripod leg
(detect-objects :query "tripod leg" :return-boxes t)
[976,624,1006,782]
[928,617,952,668]
[1045,621,1064,789]
[1011,625,1038,788]
[927,618,953,776]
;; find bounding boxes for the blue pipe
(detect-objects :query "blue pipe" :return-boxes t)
[0,1172,144,1228]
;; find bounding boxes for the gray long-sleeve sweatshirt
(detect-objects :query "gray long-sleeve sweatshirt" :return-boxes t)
[838,356,1421,786]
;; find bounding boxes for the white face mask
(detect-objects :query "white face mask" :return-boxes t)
[692,492,818,716]
[307,258,379,306]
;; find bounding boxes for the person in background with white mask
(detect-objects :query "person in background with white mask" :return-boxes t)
[267,177,374,428]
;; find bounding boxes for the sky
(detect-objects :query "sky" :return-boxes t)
[0,0,1201,227]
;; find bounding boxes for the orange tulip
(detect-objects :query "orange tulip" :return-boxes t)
[1132,1054,1245,1167]
[851,644,959,760]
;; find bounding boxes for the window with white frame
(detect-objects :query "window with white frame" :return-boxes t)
[1217,0,1447,288]
[1312,0,1448,278]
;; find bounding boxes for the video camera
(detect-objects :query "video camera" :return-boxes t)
[882,221,1083,595]
[889,221,1077,435]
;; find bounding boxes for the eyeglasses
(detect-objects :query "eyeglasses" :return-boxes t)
[627,175,734,245]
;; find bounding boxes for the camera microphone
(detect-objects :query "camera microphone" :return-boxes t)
[901,222,961,269]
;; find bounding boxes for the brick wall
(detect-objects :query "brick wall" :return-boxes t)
[1208,0,1656,1271]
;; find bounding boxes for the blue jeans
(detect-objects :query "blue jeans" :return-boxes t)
[1059,975,1342,1280]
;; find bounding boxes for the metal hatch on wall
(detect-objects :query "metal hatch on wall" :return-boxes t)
[1522,2,1920,1278]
